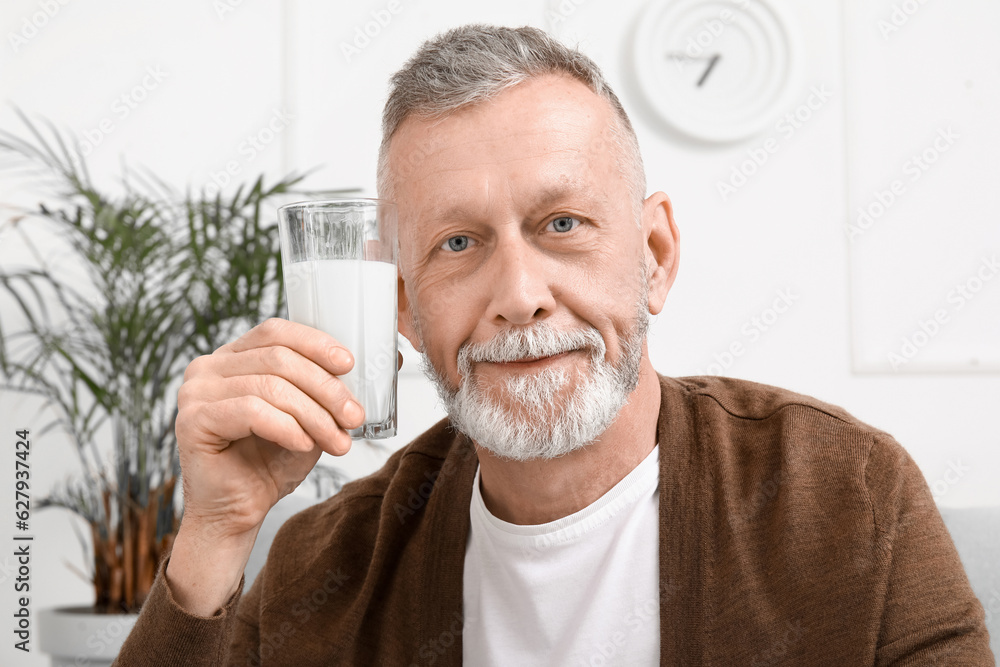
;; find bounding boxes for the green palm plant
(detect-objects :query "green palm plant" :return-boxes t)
[0,111,351,612]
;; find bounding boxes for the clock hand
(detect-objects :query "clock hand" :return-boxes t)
[697,54,721,87]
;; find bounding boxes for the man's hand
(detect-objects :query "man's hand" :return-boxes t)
[165,318,369,616]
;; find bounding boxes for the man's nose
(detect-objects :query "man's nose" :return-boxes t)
[483,238,557,326]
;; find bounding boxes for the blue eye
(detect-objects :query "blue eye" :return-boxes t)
[441,236,474,252]
[548,216,581,233]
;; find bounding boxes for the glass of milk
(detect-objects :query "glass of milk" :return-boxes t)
[277,199,398,439]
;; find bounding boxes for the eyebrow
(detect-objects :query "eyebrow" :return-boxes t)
[531,181,608,214]
[426,179,609,226]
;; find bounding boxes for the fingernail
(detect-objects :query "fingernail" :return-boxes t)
[332,348,353,368]
[345,400,364,424]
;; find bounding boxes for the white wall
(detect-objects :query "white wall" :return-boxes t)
[1,1,997,664]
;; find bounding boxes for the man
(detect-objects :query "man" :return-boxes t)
[116,24,991,666]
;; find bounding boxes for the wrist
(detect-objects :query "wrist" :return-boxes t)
[164,521,261,616]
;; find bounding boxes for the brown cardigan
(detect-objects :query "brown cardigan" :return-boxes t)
[115,374,992,665]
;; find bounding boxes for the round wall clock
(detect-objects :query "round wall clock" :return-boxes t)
[631,0,798,143]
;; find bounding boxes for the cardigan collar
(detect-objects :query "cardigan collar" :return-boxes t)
[415,374,700,666]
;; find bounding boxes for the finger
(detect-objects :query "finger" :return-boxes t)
[212,393,352,457]
[222,373,362,449]
[398,350,404,371]
[184,374,359,456]
[217,318,353,377]
[195,345,364,429]
[209,343,353,385]
[184,394,322,454]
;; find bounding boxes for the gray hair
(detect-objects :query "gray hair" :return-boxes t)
[376,24,646,223]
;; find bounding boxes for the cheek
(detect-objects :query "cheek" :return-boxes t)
[411,281,479,368]
[569,256,639,310]
[413,263,491,328]
[414,283,456,325]
[571,271,646,351]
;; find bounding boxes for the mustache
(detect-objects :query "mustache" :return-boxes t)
[457,322,606,370]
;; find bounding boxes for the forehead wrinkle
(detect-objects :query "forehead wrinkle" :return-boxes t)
[402,119,588,175]
[420,146,583,178]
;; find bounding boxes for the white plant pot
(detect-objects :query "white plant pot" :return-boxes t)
[38,607,139,667]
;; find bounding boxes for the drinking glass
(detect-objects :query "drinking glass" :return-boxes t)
[277,199,398,439]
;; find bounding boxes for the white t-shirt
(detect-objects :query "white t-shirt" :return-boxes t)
[463,445,660,666]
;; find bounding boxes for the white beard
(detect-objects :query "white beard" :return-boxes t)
[417,281,650,462]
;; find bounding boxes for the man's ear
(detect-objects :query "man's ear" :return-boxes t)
[642,192,680,316]
[397,271,423,352]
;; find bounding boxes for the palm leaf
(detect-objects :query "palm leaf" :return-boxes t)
[0,108,312,611]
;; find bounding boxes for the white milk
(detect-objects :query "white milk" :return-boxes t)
[284,259,397,423]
